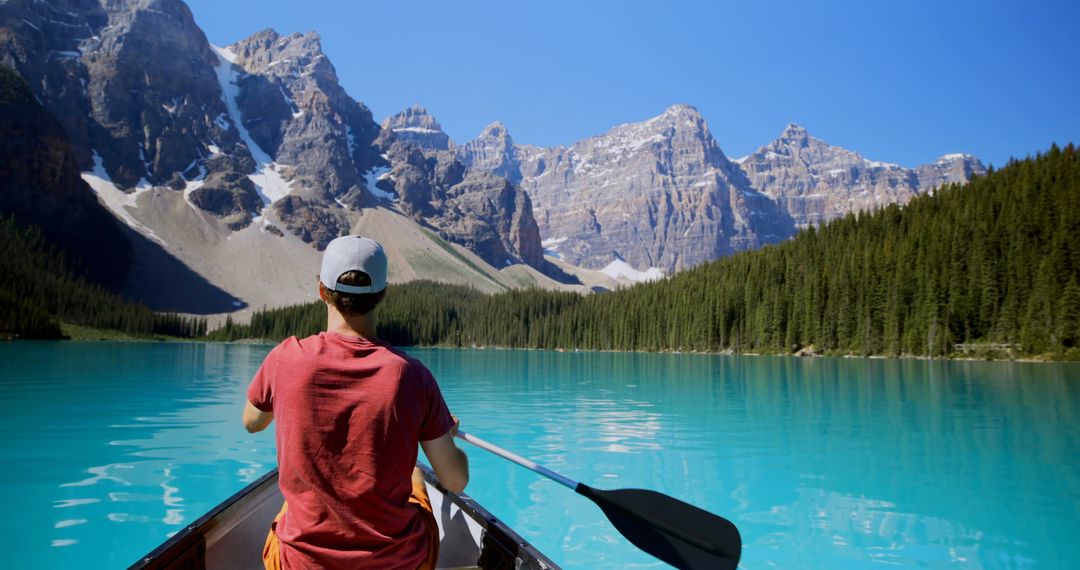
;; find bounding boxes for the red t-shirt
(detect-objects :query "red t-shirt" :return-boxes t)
[247,332,454,569]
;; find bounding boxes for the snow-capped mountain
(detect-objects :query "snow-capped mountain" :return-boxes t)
[0,0,274,230]
[458,104,796,273]
[0,0,569,312]
[739,124,987,228]
[461,114,986,272]
[0,0,988,312]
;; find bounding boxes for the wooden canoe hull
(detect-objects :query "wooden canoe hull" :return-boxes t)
[129,465,558,569]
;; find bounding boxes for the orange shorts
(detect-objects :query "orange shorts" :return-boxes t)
[262,469,440,570]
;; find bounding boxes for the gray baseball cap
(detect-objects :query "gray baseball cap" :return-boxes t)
[320,235,388,294]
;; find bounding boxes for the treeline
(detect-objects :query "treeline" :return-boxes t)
[0,216,207,339]
[202,280,488,343]
[209,145,1080,359]
[205,301,327,342]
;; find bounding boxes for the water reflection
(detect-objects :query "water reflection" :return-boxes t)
[1,341,276,568]
[414,349,1080,570]
[745,487,986,568]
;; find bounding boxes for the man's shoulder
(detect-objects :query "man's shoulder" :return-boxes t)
[264,334,317,362]
[270,335,304,352]
[379,345,433,379]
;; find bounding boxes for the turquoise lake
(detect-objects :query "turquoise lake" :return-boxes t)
[2,341,1078,569]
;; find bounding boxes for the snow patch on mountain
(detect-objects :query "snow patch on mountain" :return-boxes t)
[181,164,207,208]
[82,151,166,245]
[363,166,395,201]
[939,153,973,161]
[211,44,292,205]
[541,236,568,259]
[865,160,900,169]
[393,127,443,134]
[541,236,568,248]
[600,259,665,283]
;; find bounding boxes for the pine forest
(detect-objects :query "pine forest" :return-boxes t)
[0,216,206,339]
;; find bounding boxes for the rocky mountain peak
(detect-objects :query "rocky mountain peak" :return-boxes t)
[917,153,986,190]
[778,123,810,145]
[221,26,380,244]
[660,103,700,118]
[756,123,861,167]
[1,0,264,226]
[384,104,444,131]
[582,102,728,182]
[377,140,551,274]
[640,103,705,132]
[230,29,331,82]
[479,121,510,139]
[740,126,985,228]
[457,120,520,181]
[381,105,451,150]
[934,152,977,163]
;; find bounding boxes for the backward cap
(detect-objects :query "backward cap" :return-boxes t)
[320,236,388,294]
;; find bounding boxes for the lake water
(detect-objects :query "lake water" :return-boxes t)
[2,342,1077,569]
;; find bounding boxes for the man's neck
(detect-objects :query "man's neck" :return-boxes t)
[326,308,377,339]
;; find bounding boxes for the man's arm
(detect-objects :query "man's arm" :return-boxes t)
[243,401,274,433]
[421,417,469,494]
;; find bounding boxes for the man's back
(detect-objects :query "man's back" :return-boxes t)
[247,331,454,569]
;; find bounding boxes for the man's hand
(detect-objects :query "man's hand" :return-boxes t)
[243,401,274,433]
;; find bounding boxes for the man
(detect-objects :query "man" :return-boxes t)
[243,235,469,569]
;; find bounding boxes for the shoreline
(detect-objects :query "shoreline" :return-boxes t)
[11,333,1077,364]
[227,339,1080,364]
[403,343,1071,364]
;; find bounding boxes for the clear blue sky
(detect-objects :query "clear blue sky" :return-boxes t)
[185,0,1078,168]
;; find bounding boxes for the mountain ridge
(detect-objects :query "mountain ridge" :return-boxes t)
[455,104,984,273]
[0,0,987,316]
[739,122,987,228]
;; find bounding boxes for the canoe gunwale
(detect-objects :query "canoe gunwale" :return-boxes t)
[128,465,559,569]
[417,464,559,569]
[127,468,278,569]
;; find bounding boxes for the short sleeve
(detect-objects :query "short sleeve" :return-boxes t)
[415,363,454,442]
[246,348,277,412]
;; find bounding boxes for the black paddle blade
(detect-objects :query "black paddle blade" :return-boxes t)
[577,484,741,570]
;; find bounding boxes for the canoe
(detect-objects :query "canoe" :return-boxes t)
[129,464,559,569]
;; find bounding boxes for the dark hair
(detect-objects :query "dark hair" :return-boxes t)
[324,270,386,316]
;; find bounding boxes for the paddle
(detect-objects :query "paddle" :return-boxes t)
[455,431,742,570]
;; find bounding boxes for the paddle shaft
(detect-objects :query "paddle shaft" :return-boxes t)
[456,430,579,490]
[455,430,742,568]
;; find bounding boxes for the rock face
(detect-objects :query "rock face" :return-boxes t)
[457,122,520,181]
[226,31,380,197]
[378,130,547,271]
[0,2,384,245]
[381,105,452,151]
[739,124,987,228]
[0,0,262,229]
[459,104,796,273]
[228,29,381,245]
[0,64,132,289]
[915,153,986,191]
[0,0,572,304]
